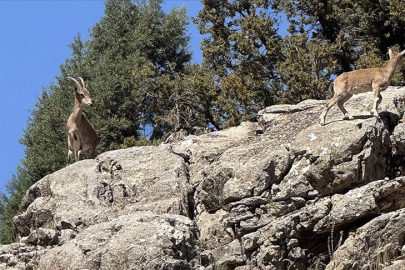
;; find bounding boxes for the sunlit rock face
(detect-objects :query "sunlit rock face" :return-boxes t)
[4,87,405,269]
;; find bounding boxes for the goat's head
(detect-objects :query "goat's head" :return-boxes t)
[388,49,405,67]
[67,77,93,106]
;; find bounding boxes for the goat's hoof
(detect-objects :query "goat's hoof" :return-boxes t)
[319,116,326,126]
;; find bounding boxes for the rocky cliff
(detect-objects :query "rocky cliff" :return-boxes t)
[3,87,405,269]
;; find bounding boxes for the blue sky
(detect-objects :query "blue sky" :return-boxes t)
[0,0,203,194]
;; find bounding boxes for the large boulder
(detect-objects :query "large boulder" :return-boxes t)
[38,212,197,270]
[326,208,405,270]
[4,87,405,269]
[13,146,191,237]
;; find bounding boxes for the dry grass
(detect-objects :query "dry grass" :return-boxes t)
[369,242,398,270]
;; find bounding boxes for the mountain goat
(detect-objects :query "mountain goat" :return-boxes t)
[320,49,405,125]
[66,77,99,163]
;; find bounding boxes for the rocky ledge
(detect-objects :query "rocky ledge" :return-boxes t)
[3,87,405,269]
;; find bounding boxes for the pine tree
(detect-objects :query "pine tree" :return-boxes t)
[194,0,284,126]
[274,0,405,72]
[277,33,340,103]
[0,167,32,243]
[84,0,191,146]
[0,0,192,243]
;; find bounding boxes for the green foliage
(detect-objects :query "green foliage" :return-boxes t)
[276,33,340,103]
[84,0,191,147]
[194,0,284,124]
[121,136,161,148]
[0,0,192,244]
[213,262,228,270]
[133,62,224,134]
[20,84,71,182]
[274,0,405,73]
[0,167,33,243]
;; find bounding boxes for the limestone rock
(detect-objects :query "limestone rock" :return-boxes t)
[326,209,405,270]
[4,87,405,269]
[38,212,197,270]
[13,145,191,238]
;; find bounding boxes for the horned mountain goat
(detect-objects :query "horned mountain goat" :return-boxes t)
[320,49,405,125]
[66,77,99,163]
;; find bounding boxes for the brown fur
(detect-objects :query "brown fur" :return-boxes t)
[66,77,99,163]
[320,49,405,125]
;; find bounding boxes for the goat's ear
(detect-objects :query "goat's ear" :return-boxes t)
[400,50,405,56]
[389,49,393,58]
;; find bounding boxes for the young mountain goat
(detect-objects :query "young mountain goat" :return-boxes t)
[320,49,405,125]
[66,77,99,163]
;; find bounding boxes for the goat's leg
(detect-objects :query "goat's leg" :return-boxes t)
[338,94,353,120]
[67,135,74,164]
[76,150,81,162]
[320,94,342,125]
[88,146,96,159]
[371,86,382,117]
[68,149,74,164]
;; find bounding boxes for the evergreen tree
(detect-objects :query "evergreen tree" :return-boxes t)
[133,62,221,137]
[20,83,72,182]
[0,167,32,243]
[0,0,191,243]
[274,0,405,72]
[85,0,191,146]
[194,0,284,126]
[277,33,340,103]
[196,0,405,108]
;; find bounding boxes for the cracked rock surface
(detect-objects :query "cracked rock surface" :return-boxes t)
[4,86,405,269]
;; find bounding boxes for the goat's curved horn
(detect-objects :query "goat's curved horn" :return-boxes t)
[67,77,82,90]
[78,77,86,88]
